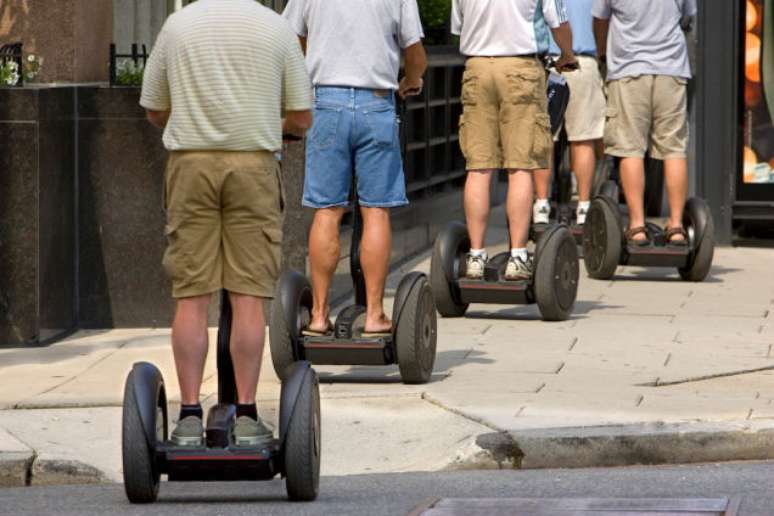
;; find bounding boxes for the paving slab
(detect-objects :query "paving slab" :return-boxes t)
[0,427,33,487]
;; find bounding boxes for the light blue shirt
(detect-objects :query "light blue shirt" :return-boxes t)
[549,0,596,56]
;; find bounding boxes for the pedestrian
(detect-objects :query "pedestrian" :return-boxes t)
[533,0,606,226]
[140,0,313,447]
[282,0,427,336]
[453,0,578,280]
[592,0,697,246]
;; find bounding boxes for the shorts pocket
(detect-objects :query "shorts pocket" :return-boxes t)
[673,77,688,86]
[364,104,398,148]
[310,105,340,150]
[162,222,193,284]
[532,113,552,163]
[507,68,543,104]
[259,226,283,276]
[461,71,478,106]
[458,114,468,159]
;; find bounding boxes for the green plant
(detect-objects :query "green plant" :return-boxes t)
[0,59,20,86]
[115,59,145,86]
[418,0,452,45]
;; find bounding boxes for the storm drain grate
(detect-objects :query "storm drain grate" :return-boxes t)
[408,497,741,516]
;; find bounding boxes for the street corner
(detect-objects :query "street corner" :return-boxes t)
[0,428,34,487]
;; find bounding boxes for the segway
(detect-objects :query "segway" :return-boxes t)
[121,291,321,504]
[582,193,715,281]
[270,192,438,385]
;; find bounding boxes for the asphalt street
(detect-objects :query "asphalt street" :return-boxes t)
[1,461,772,516]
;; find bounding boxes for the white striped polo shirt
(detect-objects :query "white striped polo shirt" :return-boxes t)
[140,0,312,152]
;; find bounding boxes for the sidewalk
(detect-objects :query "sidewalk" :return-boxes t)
[1,208,773,486]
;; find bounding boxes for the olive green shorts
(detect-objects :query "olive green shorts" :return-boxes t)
[459,57,552,171]
[604,74,689,160]
[163,151,283,299]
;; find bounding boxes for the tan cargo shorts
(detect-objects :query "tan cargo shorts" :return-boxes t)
[604,74,689,159]
[459,57,551,170]
[163,151,284,299]
[561,55,606,142]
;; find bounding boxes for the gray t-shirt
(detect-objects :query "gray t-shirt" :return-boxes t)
[282,0,424,90]
[592,0,697,80]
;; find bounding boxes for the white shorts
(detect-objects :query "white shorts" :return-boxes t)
[557,55,606,142]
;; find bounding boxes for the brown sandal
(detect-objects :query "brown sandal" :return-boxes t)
[665,226,688,247]
[625,226,651,247]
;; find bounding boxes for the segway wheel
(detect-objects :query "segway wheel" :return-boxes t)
[122,366,166,504]
[679,198,716,282]
[395,276,438,384]
[270,271,312,381]
[583,197,622,280]
[534,226,579,321]
[284,368,321,502]
[429,222,470,317]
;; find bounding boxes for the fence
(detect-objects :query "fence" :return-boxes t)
[109,43,149,86]
[0,42,23,86]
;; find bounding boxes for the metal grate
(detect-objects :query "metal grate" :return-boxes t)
[0,42,23,86]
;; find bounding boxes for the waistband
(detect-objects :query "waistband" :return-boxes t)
[466,53,539,60]
[314,85,394,97]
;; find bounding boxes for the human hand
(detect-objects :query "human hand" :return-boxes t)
[556,53,579,72]
[398,77,423,98]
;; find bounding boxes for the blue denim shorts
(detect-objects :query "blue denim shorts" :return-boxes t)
[303,87,408,209]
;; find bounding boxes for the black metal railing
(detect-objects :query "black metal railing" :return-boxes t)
[109,43,148,86]
[0,42,23,86]
[400,49,466,199]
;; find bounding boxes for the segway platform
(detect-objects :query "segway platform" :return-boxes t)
[583,190,716,281]
[431,222,579,321]
[122,292,321,504]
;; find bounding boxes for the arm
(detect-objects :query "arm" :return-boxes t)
[298,37,307,54]
[550,22,578,71]
[146,109,170,129]
[283,110,313,138]
[399,42,427,98]
[593,17,609,61]
[281,27,313,139]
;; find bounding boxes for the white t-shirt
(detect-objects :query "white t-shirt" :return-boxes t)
[452,0,568,57]
[140,0,312,152]
[283,0,424,90]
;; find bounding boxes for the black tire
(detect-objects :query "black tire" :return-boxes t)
[679,198,716,282]
[534,227,579,321]
[395,277,438,384]
[429,222,469,318]
[270,271,312,381]
[284,369,321,502]
[122,370,165,504]
[583,197,622,280]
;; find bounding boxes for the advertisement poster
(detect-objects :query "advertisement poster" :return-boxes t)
[743,0,774,184]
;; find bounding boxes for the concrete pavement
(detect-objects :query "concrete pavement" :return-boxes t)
[1,209,773,485]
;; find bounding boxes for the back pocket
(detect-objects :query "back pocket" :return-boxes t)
[364,104,398,149]
[310,105,340,150]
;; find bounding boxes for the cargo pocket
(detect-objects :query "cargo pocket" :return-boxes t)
[273,164,285,214]
[259,226,283,278]
[461,71,478,106]
[162,221,194,284]
[507,68,543,104]
[458,114,468,159]
[532,114,552,164]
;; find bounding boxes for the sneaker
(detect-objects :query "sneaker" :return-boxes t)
[533,202,550,224]
[171,416,204,447]
[232,416,274,447]
[504,255,533,281]
[465,254,486,279]
[576,205,589,225]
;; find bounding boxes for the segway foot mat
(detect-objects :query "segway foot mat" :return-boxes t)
[457,278,531,305]
[625,244,690,268]
[302,335,392,366]
[158,441,280,481]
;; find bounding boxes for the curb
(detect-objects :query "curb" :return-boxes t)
[0,428,34,487]
[445,420,774,471]
[30,457,107,486]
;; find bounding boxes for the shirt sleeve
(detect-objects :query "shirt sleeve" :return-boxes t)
[543,0,569,29]
[451,0,463,36]
[683,0,697,17]
[591,0,612,19]
[399,0,425,48]
[139,24,171,111]
[281,0,308,38]
[281,28,313,111]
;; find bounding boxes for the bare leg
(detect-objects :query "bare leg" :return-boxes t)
[663,158,688,241]
[308,207,345,332]
[507,170,534,249]
[228,293,266,404]
[172,295,211,405]
[570,140,596,202]
[620,157,647,241]
[464,170,494,249]
[533,168,552,201]
[360,207,392,333]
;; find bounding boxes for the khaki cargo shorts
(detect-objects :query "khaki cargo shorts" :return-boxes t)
[459,57,551,170]
[605,74,689,159]
[163,151,284,299]
[561,55,606,142]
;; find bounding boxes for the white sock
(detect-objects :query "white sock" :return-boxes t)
[470,248,487,260]
[577,201,591,212]
[510,248,528,261]
[535,199,550,208]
